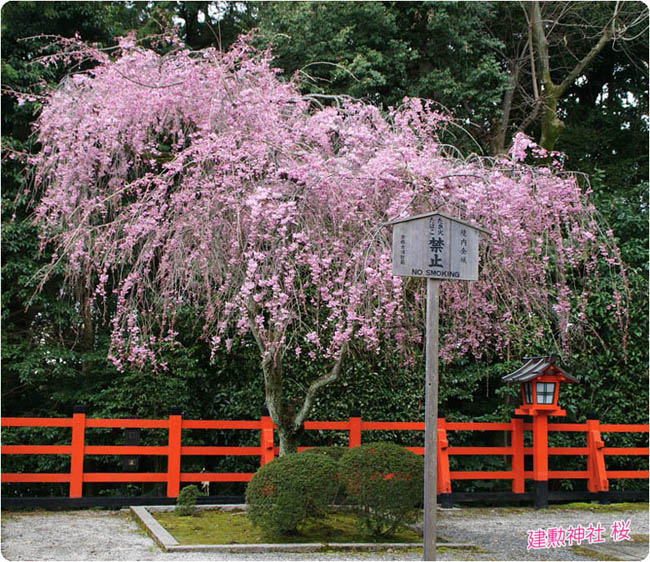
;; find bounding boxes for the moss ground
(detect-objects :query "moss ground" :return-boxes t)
[444,502,648,515]
[570,545,616,561]
[549,502,648,513]
[153,510,421,545]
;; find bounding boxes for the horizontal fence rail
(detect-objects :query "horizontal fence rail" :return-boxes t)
[2,412,647,506]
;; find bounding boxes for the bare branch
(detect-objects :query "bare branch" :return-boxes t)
[294,342,348,430]
[557,25,612,97]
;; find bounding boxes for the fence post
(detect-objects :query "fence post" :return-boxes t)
[69,405,86,498]
[437,415,452,508]
[532,413,549,509]
[586,418,609,501]
[166,407,182,497]
[511,416,525,494]
[348,410,362,448]
[260,410,275,466]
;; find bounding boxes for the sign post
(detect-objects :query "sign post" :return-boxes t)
[388,211,489,561]
[424,277,440,560]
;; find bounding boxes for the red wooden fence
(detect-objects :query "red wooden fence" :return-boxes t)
[1,413,647,499]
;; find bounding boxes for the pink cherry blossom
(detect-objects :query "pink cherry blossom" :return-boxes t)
[29,34,627,377]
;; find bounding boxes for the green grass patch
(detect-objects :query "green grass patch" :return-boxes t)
[570,545,617,561]
[153,509,421,545]
[549,502,648,513]
[630,534,649,543]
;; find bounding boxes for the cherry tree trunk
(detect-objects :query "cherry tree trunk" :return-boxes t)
[276,426,300,456]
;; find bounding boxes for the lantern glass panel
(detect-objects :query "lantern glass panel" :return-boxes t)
[523,382,533,404]
[536,382,556,404]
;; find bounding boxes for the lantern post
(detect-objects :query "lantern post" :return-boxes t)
[388,211,489,561]
[502,355,579,508]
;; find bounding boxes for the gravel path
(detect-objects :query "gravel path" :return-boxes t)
[1,504,648,561]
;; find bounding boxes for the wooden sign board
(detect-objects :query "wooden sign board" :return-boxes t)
[387,211,489,561]
[389,212,488,281]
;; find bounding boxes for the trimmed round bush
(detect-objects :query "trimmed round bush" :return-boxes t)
[299,446,348,462]
[245,452,339,536]
[339,442,424,537]
[300,446,348,503]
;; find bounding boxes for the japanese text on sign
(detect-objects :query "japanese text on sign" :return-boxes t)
[391,212,482,280]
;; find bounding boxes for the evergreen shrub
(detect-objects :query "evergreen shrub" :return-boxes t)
[300,445,348,461]
[245,452,339,535]
[300,446,348,503]
[339,442,424,537]
[175,484,202,516]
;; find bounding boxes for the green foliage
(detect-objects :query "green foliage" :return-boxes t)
[175,484,202,516]
[300,446,348,462]
[255,1,507,126]
[256,2,410,106]
[300,446,349,503]
[286,351,425,449]
[245,453,339,536]
[1,2,125,427]
[391,2,507,128]
[339,442,424,537]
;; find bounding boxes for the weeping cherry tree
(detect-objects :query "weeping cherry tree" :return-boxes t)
[25,34,628,453]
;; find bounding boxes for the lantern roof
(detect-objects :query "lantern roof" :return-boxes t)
[502,355,578,383]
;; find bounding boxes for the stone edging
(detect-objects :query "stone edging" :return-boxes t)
[130,504,475,553]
